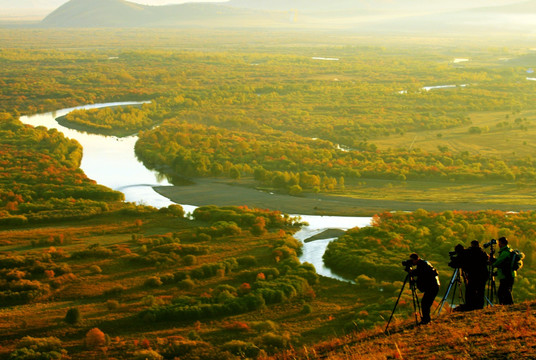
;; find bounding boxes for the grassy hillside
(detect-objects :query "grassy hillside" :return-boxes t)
[272,300,536,359]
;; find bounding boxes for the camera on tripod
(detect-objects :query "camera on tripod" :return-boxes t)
[448,251,463,269]
[483,239,497,248]
[448,245,465,269]
[401,259,413,272]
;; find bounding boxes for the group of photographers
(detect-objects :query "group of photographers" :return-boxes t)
[407,236,516,325]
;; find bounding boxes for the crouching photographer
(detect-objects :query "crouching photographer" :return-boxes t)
[407,253,440,325]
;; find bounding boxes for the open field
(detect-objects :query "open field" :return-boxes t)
[373,109,536,160]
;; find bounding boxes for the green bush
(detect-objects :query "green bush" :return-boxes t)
[222,340,260,358]
[301,303,312,314]
[10,336,66,360]
[183,255,197,266]
[132,350,163,360]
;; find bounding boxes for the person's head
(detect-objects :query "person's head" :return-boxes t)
[470,240,480,248]
[455,244,465,253]
[498,237,508,248]
[409,253,419,265]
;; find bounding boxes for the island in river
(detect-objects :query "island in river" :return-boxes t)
[154,178,536,217]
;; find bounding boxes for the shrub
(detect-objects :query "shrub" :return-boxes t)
[250,320,278,332]
[10,336,66,360]
[196,233,211,242]
[183,255,197,266]
[85,328,106,348]
[260,332,291,349]
[178,278,195,290]
[106,300,120,311]
[222,321,250,332]
[222,340,260,358]
[237,255,256,267]
[132,350,163,360]
[144,276,163,288]
[104,285,126,296]
[64,307,81,325]
[301,303,312,314]
[187,330,202,341]
[89,265,102,274]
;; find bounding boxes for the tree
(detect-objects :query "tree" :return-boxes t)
[85,328,106,348]
[229,166,241,180]
[288,184,303,196]
[64,307,81,325]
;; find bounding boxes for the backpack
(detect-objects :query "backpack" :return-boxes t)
[510,249,525,271]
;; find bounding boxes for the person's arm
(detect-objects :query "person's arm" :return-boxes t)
[492,249,509,267]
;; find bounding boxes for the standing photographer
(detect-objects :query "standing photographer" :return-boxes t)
[463,240,489,310]
[492,237,515,305]
[408,253,440,324]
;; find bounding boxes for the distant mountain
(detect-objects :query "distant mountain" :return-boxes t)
[39,0,536,33]
[41,0,286,27]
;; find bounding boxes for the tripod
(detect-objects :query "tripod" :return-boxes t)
[385,272,421,333]
[436,267,465,315]
[486,244,497,306]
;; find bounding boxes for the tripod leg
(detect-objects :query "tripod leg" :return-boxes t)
[411,283,421,324]
[436,268,458,315]
[385,274,409,333]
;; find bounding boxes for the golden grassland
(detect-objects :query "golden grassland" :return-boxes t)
[373,109,536,160]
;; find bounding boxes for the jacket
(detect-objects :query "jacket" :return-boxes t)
[411,259,440,292]
[493,245,516,280]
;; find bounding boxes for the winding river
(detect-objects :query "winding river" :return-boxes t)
[19,102,371,282]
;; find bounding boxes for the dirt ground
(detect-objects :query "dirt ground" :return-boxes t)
[153,178,533,216]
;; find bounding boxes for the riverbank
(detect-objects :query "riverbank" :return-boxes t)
[153,178,535,216]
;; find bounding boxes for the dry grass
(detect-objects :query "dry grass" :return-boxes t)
[273,301,536,359]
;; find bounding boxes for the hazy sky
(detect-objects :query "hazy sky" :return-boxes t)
[135,0,227,4]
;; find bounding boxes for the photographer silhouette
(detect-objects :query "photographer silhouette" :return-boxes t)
[408,253,440,324]
[492,237,516,305]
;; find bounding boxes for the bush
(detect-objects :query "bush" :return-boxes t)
[144,276,163,288]
[106,300,120,311]
[85,328,106,348]
[162,204,185,218]
[89,265,102,274]
[132,350,163,360]
[301,303,312,314]
[104,285,126,296]
[178,278,195,290]
[222,340,260,358]
[183,255,197,266]
[10,336,66,360]
[64,307,81,325]
[250,320,278,332]
[237,255,256,267]
[260,332,291,349]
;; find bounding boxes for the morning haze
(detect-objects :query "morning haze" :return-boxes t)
[1,0,536,359]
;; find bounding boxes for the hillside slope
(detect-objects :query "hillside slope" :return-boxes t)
[274,301,536,359]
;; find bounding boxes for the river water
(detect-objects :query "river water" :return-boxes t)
[19,102,371,281]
